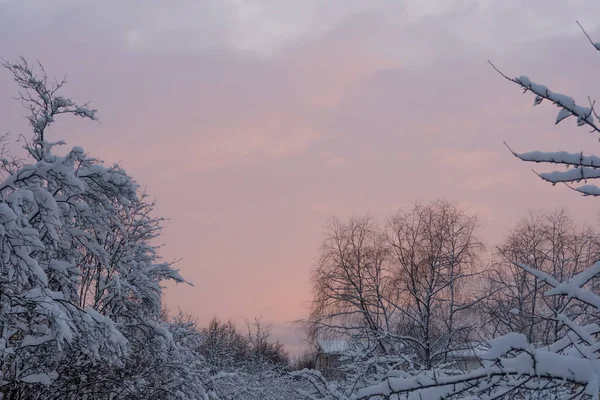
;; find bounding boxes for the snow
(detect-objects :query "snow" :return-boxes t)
[445,343,489,359]
[509,147,600,196]
[556,108,572,124]
[481,332,529,359]
[576,184,600,196]
[511,149,600,167]
[505,70,600,199]
[515,75,595,127]
[539,167,600,183]
[19,372,58,386]
[20,334,54,347]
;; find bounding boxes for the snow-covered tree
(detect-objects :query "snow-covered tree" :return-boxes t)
[357,23,600,400]
[307,215,394,356]
[0,57,201,399]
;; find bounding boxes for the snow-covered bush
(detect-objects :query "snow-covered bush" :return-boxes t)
[196,317,298,400]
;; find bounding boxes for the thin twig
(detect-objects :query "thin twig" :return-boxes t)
[577,21,599,51]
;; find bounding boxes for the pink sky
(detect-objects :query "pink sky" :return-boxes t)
[2,0,600,353]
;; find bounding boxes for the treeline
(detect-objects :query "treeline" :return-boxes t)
[301,200,600,376]
[196,317,289,369]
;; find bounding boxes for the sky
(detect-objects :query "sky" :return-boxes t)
[2,0,600,355]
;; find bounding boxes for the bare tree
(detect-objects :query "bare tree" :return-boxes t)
[385,199,484,369]
[307,215,393,354]
[306,201,484,371]
[244,318,290,367]
[482,209,600,345]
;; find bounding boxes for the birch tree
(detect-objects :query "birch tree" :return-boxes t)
[308,215,393,355]
[482,210,600,347]
[385,199,484,370]
[307,201,484,370]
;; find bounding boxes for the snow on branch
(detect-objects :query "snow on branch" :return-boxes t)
[506,145,600,169]
[504,132,600,195]
[2,57,97,158]
[356,255,600,398]
[357,349,599,399]
[489,61,599,133]
[537,168,600,183]
[489,53,600,196]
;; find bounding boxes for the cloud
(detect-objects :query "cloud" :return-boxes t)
[322,154,351,169]
[457,201,494,219]
[395,152,413,161]
[434,149,498,170]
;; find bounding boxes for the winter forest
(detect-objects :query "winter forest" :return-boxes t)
[4,2,600,400]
